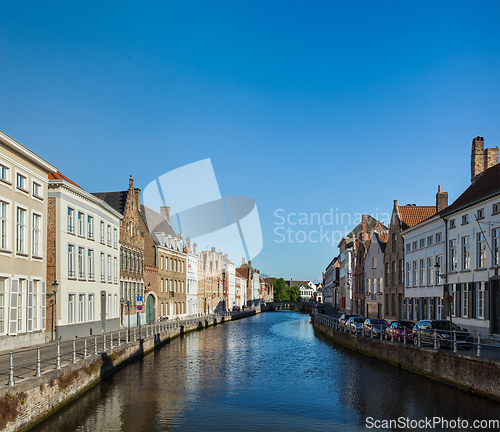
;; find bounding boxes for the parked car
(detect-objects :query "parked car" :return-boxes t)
[346,317,366,334]
[339,314,356,329]
[385,321,415,342]
[317,305,326,314]
[362,318,389,337]
[412,320,473,350]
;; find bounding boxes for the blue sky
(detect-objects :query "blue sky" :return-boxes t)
[1,0,499,282]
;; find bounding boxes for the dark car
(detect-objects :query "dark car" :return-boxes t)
[317,305,326,314]
[362,318,389,337]
[339,314,356,329]
[385,321,415,342]
[346,317,366,334]
[412,320,473,349]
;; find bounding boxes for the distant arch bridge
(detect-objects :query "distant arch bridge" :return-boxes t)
[266,302,313,312]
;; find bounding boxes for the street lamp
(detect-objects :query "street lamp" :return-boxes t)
[48,280,58,341]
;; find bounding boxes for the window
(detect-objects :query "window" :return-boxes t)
[161,256,164,270]
[449,239,457,271]
[0,278,6,334]
[78,212,84,236]
[477,233,486,268]
[87,216,94,240]
[88,249,94,280]
[113,228,117,248]
[17,280,24,332]
[107,225,111,246]
[107,294,111,317]
[435,255,442,285]
[100,253,105,281]
[79,294,85,322]
[427,236,433,246]
[88,294,94,321]
[462,284,468,318]
[426,258,432,285]
[372,257,376,268]
[16,173,27,191]
[114,257,117,283]
[68,294,75,323]
[114,295,118,318]
[477,282,485,320]
[493,203,500,215]
[67,208,75,233]
[451,284,456,317]
[419,239,425,248]
[16,208,26,253]
[107,255,112,282]
[32,182,41,198]
[0,165,10,182]
[412,241,417,251]
[100,221,105,243]
[32,214,41,256]
[477,208,484,220]
[161,278,164,293]
[392,233,397,252]
[413,261,417,287]
[436,232,442,243]
[78,247,85,279]
[130,221,134,238]
[449,219,456,229]
[419,259,425,286]
[406,244,410,252]
[437,298,443,319]
[398,259,403,284]
[68,245,75,278]
[494,228,500,267]
[461,236,470,270]
[462,214,468,225]
[406,262,411,287]
[0,202,7,250]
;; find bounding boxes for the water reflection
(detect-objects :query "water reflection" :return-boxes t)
[32,312,499,432]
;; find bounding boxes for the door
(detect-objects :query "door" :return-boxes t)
[146,295,155,324]
[100,290,106,332]
[495,293,500,334]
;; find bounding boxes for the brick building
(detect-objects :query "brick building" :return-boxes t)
[93,176,145,327]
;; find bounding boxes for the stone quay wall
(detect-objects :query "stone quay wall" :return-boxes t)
[0,309,259,432]
[312,315,500,402]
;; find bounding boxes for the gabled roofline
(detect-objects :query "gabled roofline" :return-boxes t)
[438,190,500,218]
[0,130,57,173]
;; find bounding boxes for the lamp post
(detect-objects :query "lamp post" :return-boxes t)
[47,280,58,341]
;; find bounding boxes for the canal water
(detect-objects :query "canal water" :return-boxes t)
[32,311,499,432]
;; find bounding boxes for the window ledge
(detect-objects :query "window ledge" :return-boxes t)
[449,271,458,275]
[0,249,12,254]
[16,186,29,194]
[475,267,487,272]
[33,195,44,202]
[16,252,28,257]
[68,277,77,281]
[32,255,43,260]
[0,178,12,186]
[459,270,471,273]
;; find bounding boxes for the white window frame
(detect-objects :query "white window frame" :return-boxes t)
[32,181,42,199]
[67,207,75,234]
[449,239,457,271]
[78,212,85,237]
[16,206,27,254]
[426,257,432,286]
[78,293,85,323]
[78,247,85,279]
[1,201,9,251]
[477,233,486,268]
[0,164,11,183]
[68,244,75,278]
[87,216,94,240]
[0,277,6,334]
[494,228,500,267]
[114,257,118,283]
[68,293,75,324]
[113,228,117,248]
[100,221,105,243]
[16,172,27,191]
[88,249,95,280]
[88,294,94,321]
[107,225,111,246]
[462,236,470,270]
[107,255,112,283]
[32,213,42,257]
[477,282,485,320]
[462,284,468,318]
[100,253,105,281]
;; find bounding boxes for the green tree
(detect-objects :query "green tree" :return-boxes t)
[289,286,301,301]
[273,278,290,301]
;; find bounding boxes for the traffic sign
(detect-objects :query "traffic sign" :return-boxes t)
[445,295,453,304]
[137,305,143,311]
[137,296,142,302]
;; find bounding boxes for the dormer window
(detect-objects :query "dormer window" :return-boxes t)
[477,209,484,220]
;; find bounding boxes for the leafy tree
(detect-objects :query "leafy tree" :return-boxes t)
[289,286,301,301]
[273,278,290,301]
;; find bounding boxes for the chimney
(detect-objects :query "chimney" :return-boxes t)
[129,175,134,188]
[211,247,216,252]
[177,233,183,240]
[248,261,252,268]
[484,147,499,171]
[471,136,485,183]
[193,243,197,254]
[242,258,246,265]
[160,206,171,224]
[134,188,141,210]
[436,185,448,212]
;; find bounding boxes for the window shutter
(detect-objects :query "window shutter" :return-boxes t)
[484,282,490,321]
[28,280,33,331]
[455,284,461,317]
[9,279,18,335]
[469,282,475,320]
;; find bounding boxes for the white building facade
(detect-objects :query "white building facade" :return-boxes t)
[186,250,198,316]
[48,175,122,339]
[403,215,445,323]
[0,130,56,350]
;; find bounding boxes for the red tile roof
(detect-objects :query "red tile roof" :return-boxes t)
[49,171,83,189]
[398,205,437,230]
